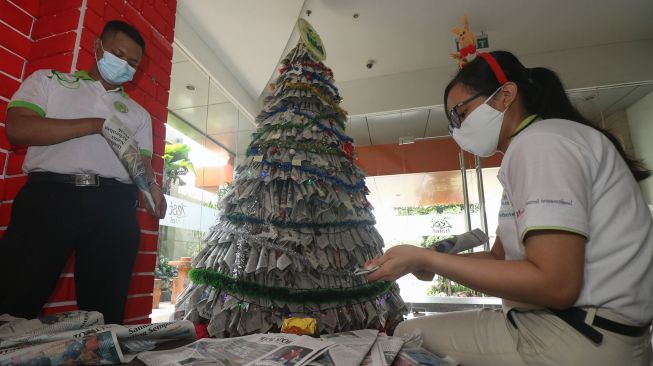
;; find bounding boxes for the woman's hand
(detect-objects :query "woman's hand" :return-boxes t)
[412,269,435,281]
[365,245,432,282]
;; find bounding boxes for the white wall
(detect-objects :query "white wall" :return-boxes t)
[627,91,653,204]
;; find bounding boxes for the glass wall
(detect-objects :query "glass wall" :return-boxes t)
[158,44,256,263]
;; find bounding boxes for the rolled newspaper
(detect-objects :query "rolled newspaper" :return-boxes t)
[433,228,488,254]
[101,115,155,211]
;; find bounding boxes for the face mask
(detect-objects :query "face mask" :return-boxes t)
[452,87,509,157]
[96,44,136,85]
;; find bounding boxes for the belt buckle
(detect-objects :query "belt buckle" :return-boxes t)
[74,174,99,186]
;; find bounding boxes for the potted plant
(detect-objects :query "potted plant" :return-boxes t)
[153,255,178,309]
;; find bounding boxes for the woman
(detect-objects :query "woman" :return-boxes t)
[366,51,653,365]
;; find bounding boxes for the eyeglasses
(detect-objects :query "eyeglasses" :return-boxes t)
[447,92,484,132]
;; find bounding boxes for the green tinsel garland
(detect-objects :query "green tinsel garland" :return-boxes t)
[189,268,393,304]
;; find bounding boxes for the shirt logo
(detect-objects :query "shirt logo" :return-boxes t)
[114,101,129,113]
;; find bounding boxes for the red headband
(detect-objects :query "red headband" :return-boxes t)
[477,52,508,85]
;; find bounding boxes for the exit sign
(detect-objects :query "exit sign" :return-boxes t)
[455,34,490,51]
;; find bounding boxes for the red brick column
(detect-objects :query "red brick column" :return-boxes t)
[0,0,176,324]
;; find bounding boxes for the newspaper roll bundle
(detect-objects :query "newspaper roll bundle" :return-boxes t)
[101,115,155,210]
[432,228,488,254]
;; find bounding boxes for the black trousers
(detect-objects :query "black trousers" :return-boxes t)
[0,178,140,324]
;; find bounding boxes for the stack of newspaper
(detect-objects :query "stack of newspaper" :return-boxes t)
[138,328,457,366]
[0,311,196,365]
[0,311,457,366]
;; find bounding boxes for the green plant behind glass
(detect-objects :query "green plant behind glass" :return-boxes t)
[154,256,179,290]
[163,143,195,194]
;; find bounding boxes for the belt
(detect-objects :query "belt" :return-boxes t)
[550,307,650,345]
[509,307,651,345]
[28,172,131,187]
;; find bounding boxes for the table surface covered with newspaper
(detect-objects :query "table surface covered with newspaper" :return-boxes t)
[0,311,196,365]
[0,311,457,366]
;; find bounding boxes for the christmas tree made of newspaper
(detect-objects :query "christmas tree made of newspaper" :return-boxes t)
[176,19,405,337]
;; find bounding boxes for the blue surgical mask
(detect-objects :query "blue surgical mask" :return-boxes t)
[96,44,136,85]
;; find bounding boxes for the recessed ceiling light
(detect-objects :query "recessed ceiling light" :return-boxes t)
[353,13,359,19]
[186,84,196,91]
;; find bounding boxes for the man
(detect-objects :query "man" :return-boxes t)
[0,20,166,324]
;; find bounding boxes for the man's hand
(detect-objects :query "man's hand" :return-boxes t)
[101,115,138,157]
[148,182,167,219]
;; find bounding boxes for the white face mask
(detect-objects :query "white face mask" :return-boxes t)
[95,42,136,85]
[452,87,508,157]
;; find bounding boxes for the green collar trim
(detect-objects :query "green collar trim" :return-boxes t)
[74,70,94,81]
[510,114,538,140]
[73,70,130,99]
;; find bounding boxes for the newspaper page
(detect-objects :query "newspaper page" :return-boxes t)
[360,334,404,366]
[0,311,197,364]
[139,333,334,366]
[116,321,197,353]
[0,330,124,365]
[307,329,379,366]
[0,315,195,349]
[0,311,104,343]
[387,329,458,366]
[0,324,119,349]
[247,335,334,366]
[101,114,155,210]
[117,321,196,341]
[391,347,457,366]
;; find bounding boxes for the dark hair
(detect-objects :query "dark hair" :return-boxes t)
[445,50,650,181]
[101,20,145,52]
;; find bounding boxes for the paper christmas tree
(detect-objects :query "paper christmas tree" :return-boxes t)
[175,19,405,337]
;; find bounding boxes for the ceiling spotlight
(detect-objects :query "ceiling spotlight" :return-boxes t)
[353,13,359,19]
[306,9,312,17]
[185,84,196,91]
[366,60,376,69]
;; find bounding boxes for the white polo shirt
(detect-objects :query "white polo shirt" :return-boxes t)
[8,69,153,183]
[497,118,653,325]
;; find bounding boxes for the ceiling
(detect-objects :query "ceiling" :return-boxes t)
[176,0,653,100]
[169,41,653,152]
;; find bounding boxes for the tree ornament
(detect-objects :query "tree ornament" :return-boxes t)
[343,142,355,160]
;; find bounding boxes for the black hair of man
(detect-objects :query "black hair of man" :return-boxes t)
[101,20,146,52]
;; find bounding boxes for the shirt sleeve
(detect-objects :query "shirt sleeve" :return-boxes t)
[134,110,153,157]
[503,132,592,241]
[8,69,50,117]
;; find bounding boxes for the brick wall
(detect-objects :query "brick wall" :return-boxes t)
[0,0,176,324]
